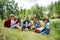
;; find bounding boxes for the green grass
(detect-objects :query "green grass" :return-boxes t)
[0,27,58,40]
[0,19,60,40]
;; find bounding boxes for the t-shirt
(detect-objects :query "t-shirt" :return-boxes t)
[23,20,31,27]
[45,22,50,29]
[33,20,40,27]
[4,18,11,27]
[11,20,15,26]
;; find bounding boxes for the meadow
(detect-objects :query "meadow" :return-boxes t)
[0,19,60,40]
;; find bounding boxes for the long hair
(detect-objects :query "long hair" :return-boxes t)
[16,18,21,24]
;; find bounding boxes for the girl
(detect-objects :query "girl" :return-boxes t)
[15,18,22,29]
[11,17,21,30]
[33,16,41,28]
[41,18,50,35]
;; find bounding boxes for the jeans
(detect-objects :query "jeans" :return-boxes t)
[41,28,50,35]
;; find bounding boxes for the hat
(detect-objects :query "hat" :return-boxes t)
[10,14,15,17]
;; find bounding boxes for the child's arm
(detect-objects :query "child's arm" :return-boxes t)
[47,26,50,30]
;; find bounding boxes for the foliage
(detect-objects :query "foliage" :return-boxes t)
[19,4,44,19]
[50,19,60,29]
[30,4,44,20]
[0,0,19,20]
[0,0,60,20]
[48,1,60,18]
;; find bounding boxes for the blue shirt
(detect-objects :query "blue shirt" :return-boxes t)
[45,22,50,28]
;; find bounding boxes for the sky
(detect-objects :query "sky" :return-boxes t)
[15,0,58,9]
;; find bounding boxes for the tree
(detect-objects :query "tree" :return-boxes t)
[0,0,19,20]
[48,1,60,18]
[48,2,54,18]
[30,4,43,20]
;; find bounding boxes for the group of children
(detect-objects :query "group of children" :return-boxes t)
[4,14,50,35]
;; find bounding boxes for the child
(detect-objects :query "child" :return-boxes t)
[11,17,21,29]
[32,16,44,33]
[22,16,32,31]
[40,18,50,35]
[4,14,15,27]
[16,18,22,28]
[33,15,41,28]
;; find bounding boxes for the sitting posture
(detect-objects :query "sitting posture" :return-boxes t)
[15,18,22,29]
[22,16,32,31]
[32,18,50,34]
[40,18,50,35]
[4,14,15,28]
[4,14,21,29]
[33,15,41,28]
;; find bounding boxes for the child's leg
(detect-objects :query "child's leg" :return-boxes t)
[40,29,50,35]
[15,24,21,29]
[45,29,50,34]
[40,30,46,35]
[22,26,26,31]
[27,26,31,30]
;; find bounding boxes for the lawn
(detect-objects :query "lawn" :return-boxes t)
[0,19,60,40]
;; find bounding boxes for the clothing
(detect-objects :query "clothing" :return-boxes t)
[4,18,11,27]
[11,20,16,26]
[41,22,50,35]
[22,26,31,30]
[45,22,50,29]
[17,22,22,28]
[17,23,21,26]
[10,24,16,28]
[41,28,50,35]
[22,20,31,30]
[36,28,44,32]
[33,20,40,28]
[35,27,44,33]
[23,20,30,25]
[23,20,31,27]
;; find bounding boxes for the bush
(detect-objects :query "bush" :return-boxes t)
[50,20,60,29]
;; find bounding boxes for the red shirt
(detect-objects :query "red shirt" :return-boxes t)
[4,18,11,27]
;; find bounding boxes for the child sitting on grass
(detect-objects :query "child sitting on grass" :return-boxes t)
[33,18,50,35]
[10,17,21,29]
[15,18,22,29]
[40,18,50,35]
[22,16,32,31]
[33,17,41,28]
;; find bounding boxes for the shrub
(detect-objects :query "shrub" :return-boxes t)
[50,20,60,29]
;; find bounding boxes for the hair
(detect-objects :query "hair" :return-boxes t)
[14,16,18,21]
[42,18,49,22]
[16,18,21,24]
[14,18,18,21]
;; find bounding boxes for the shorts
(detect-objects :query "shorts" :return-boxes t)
[10,24,16,28]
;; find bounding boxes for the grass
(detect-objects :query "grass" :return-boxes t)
[0,19,60,40]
